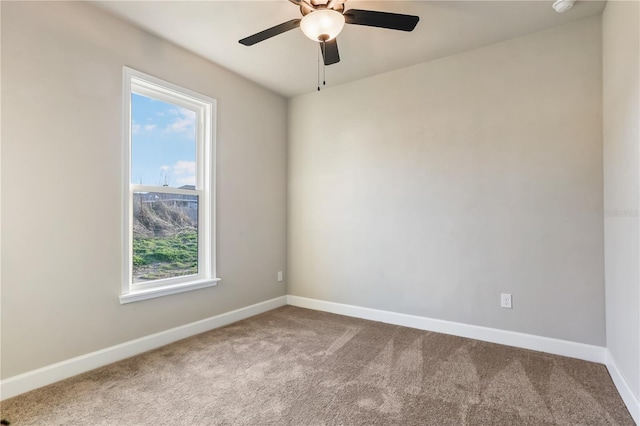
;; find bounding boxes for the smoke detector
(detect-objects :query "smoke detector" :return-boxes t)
[552,0,575,13]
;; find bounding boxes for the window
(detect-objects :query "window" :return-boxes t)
[120,67,219,303]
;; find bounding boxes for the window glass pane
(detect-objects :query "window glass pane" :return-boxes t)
[132,191,199,283]
[131,93,197,189]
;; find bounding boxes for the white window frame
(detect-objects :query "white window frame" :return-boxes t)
[120,67,219,304]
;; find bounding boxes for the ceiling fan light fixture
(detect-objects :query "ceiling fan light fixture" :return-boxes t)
[552,0,575,13]
[300,9,345,42]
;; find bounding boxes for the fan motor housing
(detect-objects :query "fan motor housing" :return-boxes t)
[300,2,345,16]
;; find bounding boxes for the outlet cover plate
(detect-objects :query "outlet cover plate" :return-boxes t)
[501,293,512,309]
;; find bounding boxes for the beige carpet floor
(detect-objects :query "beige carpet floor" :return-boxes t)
[1,306,634,425]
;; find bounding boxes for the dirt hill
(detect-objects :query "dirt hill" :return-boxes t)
[133,196,197,237]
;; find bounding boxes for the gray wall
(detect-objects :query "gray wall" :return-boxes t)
[1,1,287,379]
[288,17,605,345]
[603,0,640,399]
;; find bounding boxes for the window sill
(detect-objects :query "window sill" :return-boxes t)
[119,278,221,304]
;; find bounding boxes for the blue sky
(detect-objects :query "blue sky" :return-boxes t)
[131,93,196,188]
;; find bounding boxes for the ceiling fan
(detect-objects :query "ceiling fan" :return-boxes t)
[239,0,420,66]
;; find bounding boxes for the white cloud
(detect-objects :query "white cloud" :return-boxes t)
[173,160,195,176]
[176,176,196,186]
[132,120,156,134]
[166,107,196,137]
[172,160,196,186]
[160,165,170,172]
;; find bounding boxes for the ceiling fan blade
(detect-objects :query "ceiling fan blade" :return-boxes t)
[344,9,419,32]
[321,39,340,65]
[239,19,301,46]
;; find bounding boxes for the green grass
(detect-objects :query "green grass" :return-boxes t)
[133,231,198,281]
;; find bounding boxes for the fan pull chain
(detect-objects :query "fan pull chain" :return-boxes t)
[322,40,326,87]
[317,42,320,91]
[316,40,329,91]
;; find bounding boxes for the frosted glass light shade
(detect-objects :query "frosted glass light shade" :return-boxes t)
[552,0,575,12]
[300,10,345,41]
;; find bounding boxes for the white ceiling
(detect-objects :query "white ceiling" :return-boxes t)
[93,0,605,98]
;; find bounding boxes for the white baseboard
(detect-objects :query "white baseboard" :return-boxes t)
[5,293,635,424]
[285,296,640,419]
[606,350,640,424]
[286,295,606,364]
[0,295,287,401]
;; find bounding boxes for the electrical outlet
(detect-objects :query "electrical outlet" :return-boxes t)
[501,293,512,309]
[277,271,283,282]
